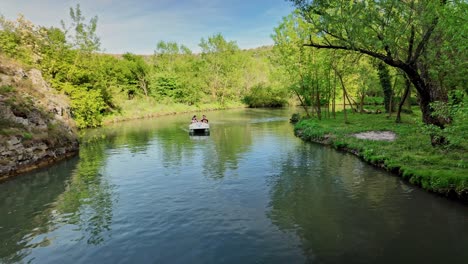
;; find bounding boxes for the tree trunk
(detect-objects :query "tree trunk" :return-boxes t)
[332,71,336,119]
[377,62,393,113]
[335,69,348,123]
[294,89,311,117]
[360,92,365,113]
[403,65,449,145]
[316,88,321,120]
[396,75,411,123]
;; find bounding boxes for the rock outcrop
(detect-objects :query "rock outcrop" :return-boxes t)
[0,57,79,181]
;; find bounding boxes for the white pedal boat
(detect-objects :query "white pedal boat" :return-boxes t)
[189,122,210,134]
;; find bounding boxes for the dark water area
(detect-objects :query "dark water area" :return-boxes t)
[1,108,467,264]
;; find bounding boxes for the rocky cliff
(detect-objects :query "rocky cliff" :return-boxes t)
[0,55,79,181]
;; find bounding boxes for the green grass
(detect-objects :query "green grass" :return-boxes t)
[102,93,246,124]
[0,84,15,94]
[294,109,468,199]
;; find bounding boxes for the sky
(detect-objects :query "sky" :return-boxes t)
[0,0,294,54]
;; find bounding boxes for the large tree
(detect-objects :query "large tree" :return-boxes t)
[199,33,244,104]
[288,0,467,145]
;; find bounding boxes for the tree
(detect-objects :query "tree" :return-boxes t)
[288,0,467,145]
[61,4,100,53]
[151,41,201,104]
[377,62,393,113]
[272,13,339,118]
[122,53,150,97]
[199,33,243,104]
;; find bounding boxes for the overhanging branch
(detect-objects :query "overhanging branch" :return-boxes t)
[303,41,408,69]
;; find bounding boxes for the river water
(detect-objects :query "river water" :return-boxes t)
[0,108,467,264]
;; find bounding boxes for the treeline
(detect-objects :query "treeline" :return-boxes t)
[0,5,287,128]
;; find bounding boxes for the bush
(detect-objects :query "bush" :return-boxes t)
[290,113,301,123]
[363,96,384,105]
[68,86,107,129]
[243,84,288,108]
[22,132,32,140]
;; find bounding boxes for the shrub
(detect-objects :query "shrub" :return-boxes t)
[69,87,107,129]
[22,132,32,140]
[243,84,288,108]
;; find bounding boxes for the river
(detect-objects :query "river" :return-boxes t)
[0,108,467,264]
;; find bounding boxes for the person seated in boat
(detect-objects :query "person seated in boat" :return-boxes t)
[191,115,197,123]
[201,115,208,123]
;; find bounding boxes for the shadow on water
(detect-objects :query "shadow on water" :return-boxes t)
[0,157,78,263]
[267,142,468,263]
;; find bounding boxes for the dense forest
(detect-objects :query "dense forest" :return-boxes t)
[0,1,466,147]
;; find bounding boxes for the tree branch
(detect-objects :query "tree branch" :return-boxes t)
[411,17,439,63]
[303,41,410,72]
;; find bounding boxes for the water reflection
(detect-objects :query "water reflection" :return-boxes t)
[189,135,210,140]
[0,158,77,263]
[0,140,115,263]
[56,140,115,245]
[268,143,468,263]
[1,108,467,264]
[85,111,259,179]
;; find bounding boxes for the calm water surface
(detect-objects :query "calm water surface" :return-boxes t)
[0,109,467,264]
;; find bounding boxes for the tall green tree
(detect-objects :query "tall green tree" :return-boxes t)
[273,13,338,118]
[377,62,393,113]
[151,41,201,104]
[61,4,100,53]
[199,33,243,104]
[122,53,150,97]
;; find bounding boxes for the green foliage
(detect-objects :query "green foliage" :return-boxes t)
[0,27,20,57]
[22,132,32,140]
[199,34,245,104]
[243,84,288,107]
[0,85,15,94]
[363,97,384,106]
[377,63,393,112]
[122,53,150,96]
[290,113,301,123]
[422,91,468,149]
[294,109,468,196]
[62,4,100,53]
[288,0,467,141]
[67,86,107,129]
[1,9,282,129]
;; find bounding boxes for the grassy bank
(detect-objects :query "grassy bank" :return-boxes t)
[294,110,468,201]
[102,94,246,124]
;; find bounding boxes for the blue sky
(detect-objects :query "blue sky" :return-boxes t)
[0,0,294,54]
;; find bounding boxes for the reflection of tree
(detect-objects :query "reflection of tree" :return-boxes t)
[82,123,156,154]
[56,140,114,245]
[156,126,195,168]
[0,138,115,263]
[268,145,405,263]
[0,158,78,263]
[202,125,252,178]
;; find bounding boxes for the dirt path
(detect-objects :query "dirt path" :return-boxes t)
[351,131,396,141]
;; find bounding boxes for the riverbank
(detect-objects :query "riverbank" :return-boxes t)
[102,94,246,125]
[293,111,468,203]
